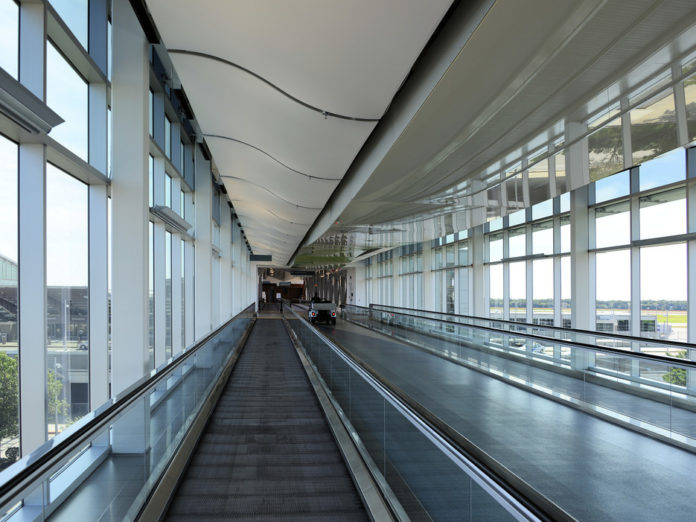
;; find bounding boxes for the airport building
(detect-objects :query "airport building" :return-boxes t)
[1,0,696,520]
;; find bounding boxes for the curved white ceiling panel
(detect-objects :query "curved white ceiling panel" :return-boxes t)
[146,0,452,117]
[171,55,376,179]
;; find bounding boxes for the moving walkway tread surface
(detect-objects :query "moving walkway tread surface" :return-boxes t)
[322,317,696,521]
[165,318,368,521]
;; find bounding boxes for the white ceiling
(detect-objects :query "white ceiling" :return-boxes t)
[297,0,696,264]
[145,0,453,264]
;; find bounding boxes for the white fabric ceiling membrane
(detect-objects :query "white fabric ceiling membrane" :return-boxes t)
[145,0,454,265]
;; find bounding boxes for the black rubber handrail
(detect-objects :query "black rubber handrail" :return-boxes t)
[0,304,255,507]
[367,303,696,350]
[369,303,696,349]
[344,305,696,369]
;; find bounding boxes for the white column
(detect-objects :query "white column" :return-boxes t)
[422,243,433,310]
[18,2,47,456]
[471,225,486,316]
[111,0,149,396]
[19,145,47,455]
[571,185,592,329]
[171,234,182,356]
[153,223,165,366]
[88,185,108,409]
[194,148,212,339]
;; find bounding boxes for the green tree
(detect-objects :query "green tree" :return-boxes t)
[663,350,687,387]
[47,369,69,435]
[0,352,19,459]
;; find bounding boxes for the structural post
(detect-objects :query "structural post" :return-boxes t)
[194,147,212,339]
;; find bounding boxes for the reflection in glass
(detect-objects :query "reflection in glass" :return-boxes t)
[457,241,469,265]
[685,72,696,142]
[0,134,19,466]
[639,148,685,192]
[489,264,503,319]
[640,243,687,343]
[47,42,89,161]
[596,249,631,334]
[595,200,630,248]
[165,173,172,208]
[509,261,526,322]
[588,119,623,182]
[49,0,88,49]
[533,258,553,325]
[639,187,686,240]
[595,169,629,204]
[506,173,524,211]
[165,232,172,359]
[630,90,678,165]
[554,151,567,195]
[46,164,89,438]
[528,159,549,205]
[0,0,19,79]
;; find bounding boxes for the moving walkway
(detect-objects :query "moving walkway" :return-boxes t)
[0,303,546,521]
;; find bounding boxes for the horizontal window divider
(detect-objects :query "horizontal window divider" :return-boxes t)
[46,138,110,186]
[46,7,108,85]
[367,303,696,352]
[504,254,549,262]
[0,69,64,135]
[150,205,191,235]
[633,233,696,247]
[589,244,633,254]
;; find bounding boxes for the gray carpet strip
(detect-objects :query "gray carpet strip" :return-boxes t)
[166,319,368,521]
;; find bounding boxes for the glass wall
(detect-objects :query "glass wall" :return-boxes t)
[0,0,19,80]
[0,135,19,466]
[46,164,89,437]
[165,231,172,359]
[148,222,154,369]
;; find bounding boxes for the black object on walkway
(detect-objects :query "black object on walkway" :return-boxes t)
[165,318,368,520]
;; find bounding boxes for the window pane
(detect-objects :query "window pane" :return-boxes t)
[165,117,171,158]
[531,199,553,221]
[0,134,19,464]
[588,120,623,182]
[596,249,631,333]
[445,269,455,314]
[148,222,154,369]
[458,267,469,315]
[560,216,571,253]
[49,0,88,49]
[457,242,469,265]
[489,264,503,319]
[560,192,570,213]
[181,240,185,349]
[528,159,549,205]
[640,187,686,240]
[165,231,172,359]
[165,173,172,208]
[533,258,553,325]
[149,90,154,137]
[509,227,526,258]
[508,209,525,227]
[631,90,678,165]
[685,72,696,142]
[0,0,19,79]
[148,155,154,207]
[640,243,687,343]
[595,200,630,248]
[46,164,89,438]
[595,169,629,204]
[47,42,88,161]
[554,151,567,194]
[639,148,685,192]
[561,255,571,328]
[509,261,526,322]
[445,245,455,267]
[532,220,553,255]
[180,190,185,219]
[489,234,503,262]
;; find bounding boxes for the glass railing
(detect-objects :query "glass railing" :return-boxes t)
[368,304,696,360]
[283,305,562,521]
[0,304,255,521]
[343,304,696,449]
